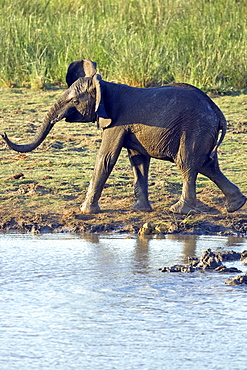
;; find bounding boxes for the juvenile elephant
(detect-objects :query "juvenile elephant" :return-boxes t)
[2,60,246,215]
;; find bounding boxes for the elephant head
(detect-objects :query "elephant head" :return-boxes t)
[2,74,111,153]
[66,59,97,86]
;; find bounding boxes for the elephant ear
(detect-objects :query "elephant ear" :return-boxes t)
[66,59,97,87]
[93,74,112,128]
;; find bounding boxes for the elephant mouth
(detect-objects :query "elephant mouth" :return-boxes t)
[65,116,96,123]
[65,108,97,123]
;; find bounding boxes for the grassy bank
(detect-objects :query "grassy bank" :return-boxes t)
[0,0,247,91]
[0,87,246,233]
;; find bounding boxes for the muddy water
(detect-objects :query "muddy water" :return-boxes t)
[0,233,247,370]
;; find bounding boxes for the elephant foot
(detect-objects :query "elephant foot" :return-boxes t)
[226,195,247,213]
[170,200,200,215]
[80,201,101,214]
[132,200,153,212]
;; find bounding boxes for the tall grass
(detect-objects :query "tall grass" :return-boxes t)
[0,0,247,91]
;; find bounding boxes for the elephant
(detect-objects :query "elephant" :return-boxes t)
[2,60,246,215]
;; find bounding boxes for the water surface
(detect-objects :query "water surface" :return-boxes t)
[0,233,247,369]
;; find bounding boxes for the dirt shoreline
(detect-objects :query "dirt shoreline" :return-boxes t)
[1,205,247,236]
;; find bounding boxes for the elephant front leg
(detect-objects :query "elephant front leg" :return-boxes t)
[81,130,124,214]
[80,174,102,214]
[128,149,152,211]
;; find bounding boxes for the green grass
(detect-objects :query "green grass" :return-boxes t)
[0,0,247,91]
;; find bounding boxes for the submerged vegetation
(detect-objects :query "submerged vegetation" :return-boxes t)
[0,0,247,91]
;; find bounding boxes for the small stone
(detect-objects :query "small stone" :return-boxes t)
[31,225,40,234]
[198,249,222,269]
[240,251,247,263]
[181,265,195,273]
[215,265,242,273]
[225,273,247,286]
[40,225,54,233]
[241,250,247,258]
[167,222,179,233]
[159,267,170,272]
[138,222,154,235]
[7,172,24,180]
[170,265,183,272]
[220,250,241,261]
[225,278,241,286]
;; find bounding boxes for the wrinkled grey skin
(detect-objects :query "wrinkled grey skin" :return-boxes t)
[2,60,246,215]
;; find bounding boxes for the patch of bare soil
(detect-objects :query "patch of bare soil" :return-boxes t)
[0,191,246,236]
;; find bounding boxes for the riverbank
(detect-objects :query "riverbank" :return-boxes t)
[0,198,247,236]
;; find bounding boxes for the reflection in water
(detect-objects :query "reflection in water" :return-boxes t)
[0,233,247,370]
[133,236,151,272]
[131,234,198,272]
[225,235,247,248]
[81,232,100,244]
[79,232,247,274]
[166,234,198,263]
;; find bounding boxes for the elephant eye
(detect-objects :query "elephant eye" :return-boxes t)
[73,99,79,105]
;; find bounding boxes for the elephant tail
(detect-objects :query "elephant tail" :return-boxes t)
[210,110,227,160]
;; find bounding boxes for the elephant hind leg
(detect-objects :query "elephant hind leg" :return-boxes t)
[200,156,246,212]
[170,168,201,214]
[128,149,152,211]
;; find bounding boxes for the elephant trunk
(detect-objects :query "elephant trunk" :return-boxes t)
[2,100,63,153]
